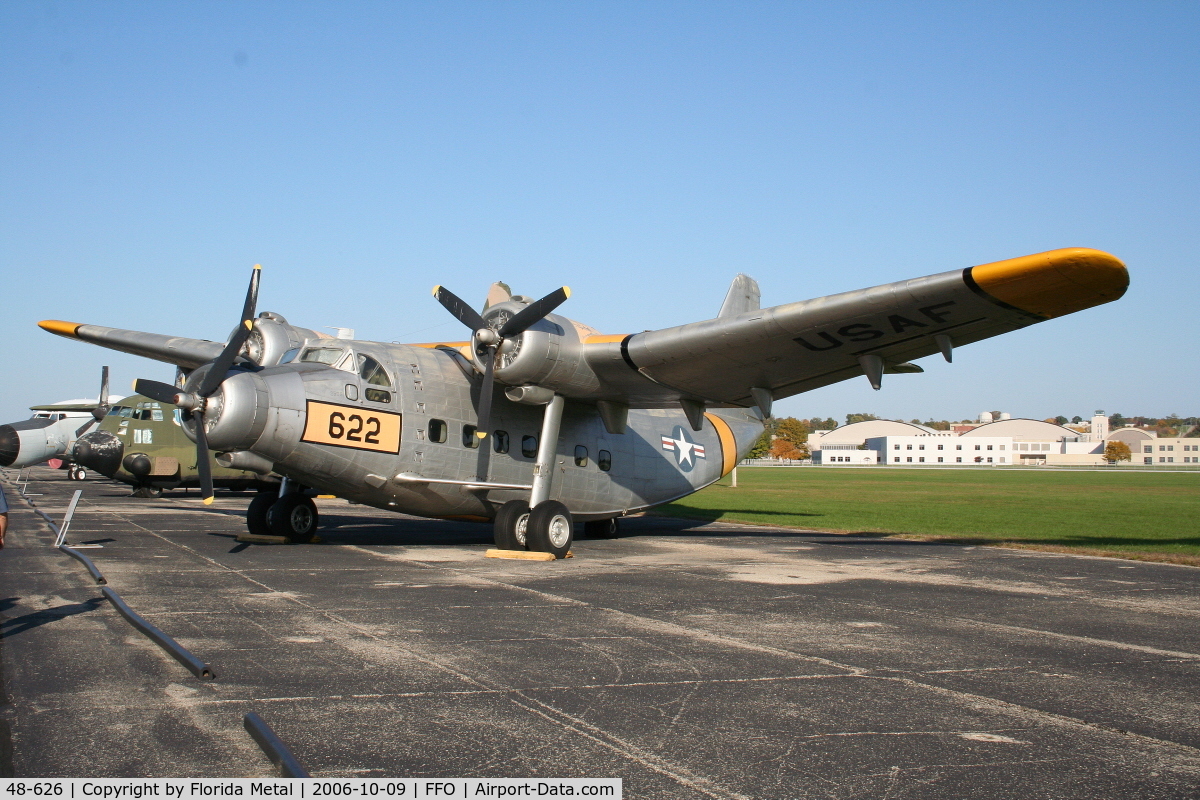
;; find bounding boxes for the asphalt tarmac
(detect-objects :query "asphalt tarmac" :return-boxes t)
[2,467,1199,798]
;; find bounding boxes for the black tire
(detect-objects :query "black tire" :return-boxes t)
[526,500,573,559]
[131,485,163,499]
[493,500,530,551]
[75,467,87,481]
[246,491,278,536]
[267,494,319,543]
[583,517,620,539]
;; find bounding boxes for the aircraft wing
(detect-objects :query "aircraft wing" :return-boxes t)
[609,248,1126,408]
[39,321,225,369]
[28,403,101,412]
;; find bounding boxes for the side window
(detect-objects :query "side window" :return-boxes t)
[463,424,480,449]
[364,388,391,403]
[521,435,538,458]
[574,445,588,467]
[598,449,612,472]
[493,430,510,454]
[300,347,345,365]
[151,408,164,421]
[428,418,447,443]
[358,354,392,387]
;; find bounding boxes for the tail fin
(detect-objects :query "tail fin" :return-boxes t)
[718,274,760,317]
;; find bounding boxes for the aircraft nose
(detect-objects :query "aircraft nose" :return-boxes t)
[967,248,1128,319]
[0,425,18,467]
[73,430,124,477]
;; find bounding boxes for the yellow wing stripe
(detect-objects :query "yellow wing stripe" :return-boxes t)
[704,412,738,477]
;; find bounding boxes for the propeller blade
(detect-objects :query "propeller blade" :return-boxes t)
[240,264,262,325]
[498,287,571,338]
[75,418,98,437]
[99,365,110,407]
[135,378,183,404]
[432,285,488,332]
[196,266,262,397]
[473,347,496,482]
[193,411,215,505]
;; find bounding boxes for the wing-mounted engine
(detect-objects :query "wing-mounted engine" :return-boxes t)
[471,300,602,399]
[240,312,322,367]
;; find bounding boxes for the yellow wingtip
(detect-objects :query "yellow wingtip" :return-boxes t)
[38,320,83,338]
[969,248,1128,319]
[563,286,571,298]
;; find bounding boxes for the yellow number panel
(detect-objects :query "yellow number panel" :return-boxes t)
[301,400,402,454]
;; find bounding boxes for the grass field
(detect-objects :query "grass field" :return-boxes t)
[656,467,1200,564]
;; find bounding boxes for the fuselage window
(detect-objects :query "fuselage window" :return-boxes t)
[574,445,588,467]
[364,388,391,403]
[428,418,447,443]
[493,430,510,454]
[521,435,538,458]
[279,348,300,364]
[300,347,346,365]
[358,354,392,387]
[598,450,612,471]
[117,407,134,418]
[463,424,480,449]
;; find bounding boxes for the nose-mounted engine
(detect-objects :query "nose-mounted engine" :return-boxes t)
[0,418,68,468]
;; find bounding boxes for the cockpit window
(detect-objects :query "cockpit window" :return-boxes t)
[279,348,301,364]
[300,347,346,365]
[357,354,392,387]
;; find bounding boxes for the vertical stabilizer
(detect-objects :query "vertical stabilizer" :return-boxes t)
[718,274,760,317]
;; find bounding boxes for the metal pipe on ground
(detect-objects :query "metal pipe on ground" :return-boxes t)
[244,713,310,777]
[100,586,215,680]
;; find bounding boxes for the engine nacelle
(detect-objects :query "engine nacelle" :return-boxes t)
[0,418,70,468]
[472,302,603,399]
[240,313,322,367]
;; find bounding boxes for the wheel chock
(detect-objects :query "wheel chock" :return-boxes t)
[485,549,573,560]
[236,533,291,545]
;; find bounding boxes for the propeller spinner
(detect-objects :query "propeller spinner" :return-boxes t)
[432,284,570,482]
[134,265,262,504]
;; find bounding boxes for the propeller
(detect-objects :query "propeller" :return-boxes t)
[75,365,111,437]
[432,284,570,482]
[133,265,262,504]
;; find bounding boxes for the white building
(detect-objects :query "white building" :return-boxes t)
[869,435,1013,465]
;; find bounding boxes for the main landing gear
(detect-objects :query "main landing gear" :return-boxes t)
[66,464,88,481]
[490,392,597,560]
[247,478,319,543]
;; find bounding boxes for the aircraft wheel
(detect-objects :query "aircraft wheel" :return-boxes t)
[268,494,319,543]
[247,491,279,537]
[583,517,620,539]
[526,501,573,559]
[131,485,163,499]
[493,500,530,550]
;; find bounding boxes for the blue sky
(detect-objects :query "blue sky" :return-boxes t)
[2,1,1197,425]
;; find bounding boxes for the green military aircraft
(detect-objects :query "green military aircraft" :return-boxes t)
[72,393,277,497]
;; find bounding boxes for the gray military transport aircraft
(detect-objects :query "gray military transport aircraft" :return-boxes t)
[0,366,111,478]
[40,248,1127,557]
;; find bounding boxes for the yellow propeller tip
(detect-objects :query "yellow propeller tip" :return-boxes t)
[253,263,262,270]
[563,286,571,298]
[432,285,441,296]
[475,430,487,439]
[244,320,253,330]
[203,496,215,505]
